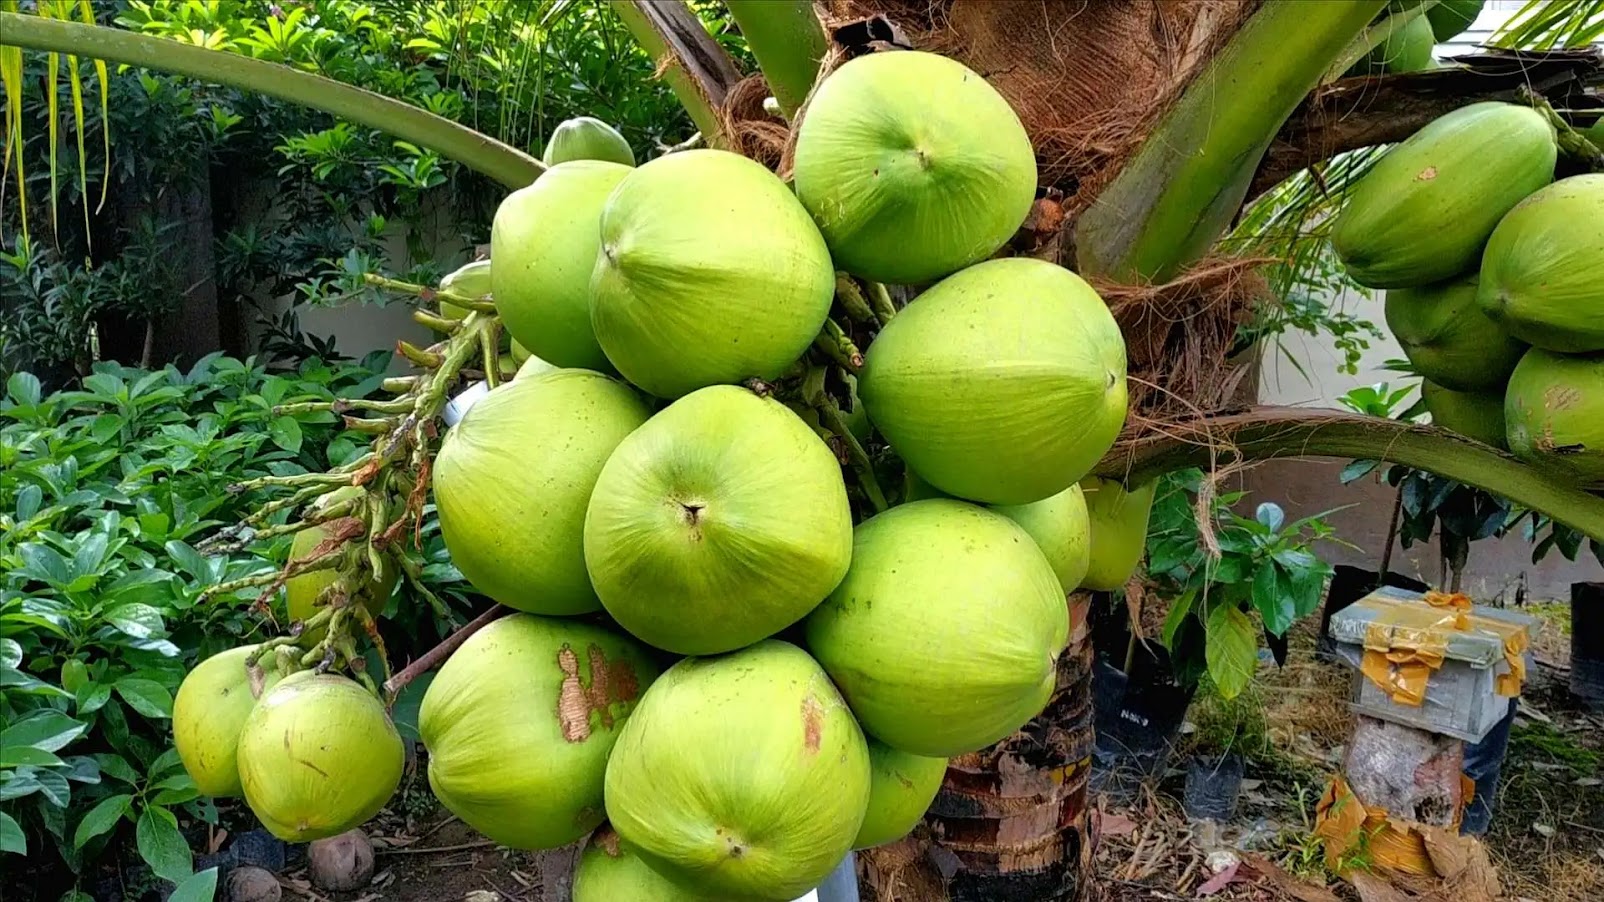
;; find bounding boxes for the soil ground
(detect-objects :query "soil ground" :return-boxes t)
[108,600,1598,902]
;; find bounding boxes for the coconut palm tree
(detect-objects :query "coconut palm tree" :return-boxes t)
[5,1,1602,898]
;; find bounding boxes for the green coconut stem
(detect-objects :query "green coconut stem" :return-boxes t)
[480,325,501,390]
[414,311,461,333]
[392,551,455,625]
[272,397,417,417]
[228,470,353,495]
[609,0,739,143]
[1075,0,1386,282]
[397,341,446,369]
[834,275,877,323]
[725,0,827,117]
[342,416,400,435]
[817,397,889,513]
[1094,407,1604,540]
[0,11,543,189]
[383,604,511,699]
[244,479,363,528]
[198,567,289,603]
[866,281,897,324]
[1521,88,1604,169]
[814,320,865,373]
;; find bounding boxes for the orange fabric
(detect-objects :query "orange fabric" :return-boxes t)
[1314,775,1468,879]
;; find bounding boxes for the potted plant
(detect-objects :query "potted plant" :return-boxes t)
[1176,678,1269,823]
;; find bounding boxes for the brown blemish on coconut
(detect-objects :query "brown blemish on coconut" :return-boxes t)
[1416,166,1437,181]
[595,828,621,858]
[556,643,642,743]
[802,695,824,754]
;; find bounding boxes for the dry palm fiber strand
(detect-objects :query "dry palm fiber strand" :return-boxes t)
[718,74,791,170]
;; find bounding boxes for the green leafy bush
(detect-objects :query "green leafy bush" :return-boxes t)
[0,354,396,892]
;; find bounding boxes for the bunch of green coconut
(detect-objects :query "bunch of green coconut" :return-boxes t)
[1332,99,1604,486]
[428,49,1152,901]
[1346,0,1483,77]
[172,50,1159,901]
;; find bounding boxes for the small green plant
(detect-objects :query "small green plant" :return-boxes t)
[0,354,470,894]
[1145,469,1342,699]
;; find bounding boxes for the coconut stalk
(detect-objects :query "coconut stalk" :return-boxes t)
[0,11,544,190]
[1094,408,1604,541]
[608,0,744,143]
[1075,0,1387,281]
[725,0,828,116]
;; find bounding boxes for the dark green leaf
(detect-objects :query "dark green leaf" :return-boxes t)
[73,793,133,849]
[60,756,101,784]
[114,679,174,719]
[135,805,192,884]
[168,868,219,902]
[3,710,88,753]
[0,811,23,855]
[92,753,140,785]
[14,484,42,520]
[163,541,211,581]
[0,746,65,768]
[0,639,20,670]
[268,416,303,453]
[76,682,112,715]
[105,603,166,640]
[1251,564,1297,636]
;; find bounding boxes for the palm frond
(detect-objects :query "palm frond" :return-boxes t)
[0,0,26,242]
[1490,0,1604,50]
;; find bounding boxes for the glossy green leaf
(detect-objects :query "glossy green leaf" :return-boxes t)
[113,678,173,719]
[0,811,23,855]
[135,805,191,883]
[167,868,218,902]
[1205,604,1258,700]
[3,710,87,752]
[73,793,132,848]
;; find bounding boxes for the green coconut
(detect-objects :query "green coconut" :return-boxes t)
[1384,273,1527,392]
[491,161,631,371]
[792,50,1036,285]
[1332,102,1556,288]
[572,827,707,902]
[1586,118,1604,148]
[859,257,1127,505]
[438,259,492,323]
[1426,0,1484,41]
[1422,380,1506,448]
[806,500,1069,757]
[173,645,282,798]
[510,338,531,365]
[237,672,403,842]
[590,149,836,399]
[854,741,947,850]
[1366,14,1437,74]
[1504,348,1604,486]
[543,116,635,167]
[1079,477,1157,592]
[604,640,871,901]
[584,385,853,655]
[990,483,1092,594]
[284,487,397,640]
[434,369,651,615]
[420,614,659,850]
[1477,174,1604,354]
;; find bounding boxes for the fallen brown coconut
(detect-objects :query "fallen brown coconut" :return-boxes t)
[307,828,375,892]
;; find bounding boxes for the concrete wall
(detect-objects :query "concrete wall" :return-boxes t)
[1248,289,1601,601]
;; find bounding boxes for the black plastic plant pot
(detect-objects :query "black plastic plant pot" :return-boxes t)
[1316,565,1430,661]
[1573,581,1604,711]
[1182,752,1244,823]
[1090,652,1198,803]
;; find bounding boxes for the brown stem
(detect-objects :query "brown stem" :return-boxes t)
[1379,481,1404,581]
[383,604,510,698]
[140,319,155,369]
[1250,47,1604,199]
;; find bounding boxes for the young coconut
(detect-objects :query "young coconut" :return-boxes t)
[604,640,871,901]
[854,741,947,850]
[1079,477,1157,592]
[584,385,853,655]
[492,161,631,370]
[543,116,635,167]
[571,827,706,902]
[236,672,403,842]
[991,483,1092,593]
[805,500,1069,757]
[590,149,836,399]
[173,645,282,797]
[437,259,493,324]
[1504,348,1604,485]
[1478,174,1604,354]
[792,50,1037,285]
[859,257,1127,505]
[284,486,397,639]
[420,614,660,850]
[1384,273,1527,393]
[434,369,651,615]
[1423,380,1507,449]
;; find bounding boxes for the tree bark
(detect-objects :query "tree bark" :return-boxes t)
[1249,47,1604,199]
